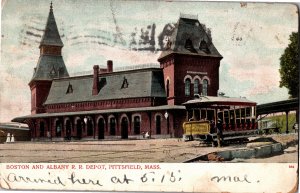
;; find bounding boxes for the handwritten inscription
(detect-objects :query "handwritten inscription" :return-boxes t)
[0,163,270,191]
[68,172,103,186]
[1,170,183,188]
[4,172,65,186]
[211,174,252,183]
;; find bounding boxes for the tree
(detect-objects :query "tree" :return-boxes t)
[279,32,299,98]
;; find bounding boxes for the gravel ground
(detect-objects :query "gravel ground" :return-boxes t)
[0,133,298,163]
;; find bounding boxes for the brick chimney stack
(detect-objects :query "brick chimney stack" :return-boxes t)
[107,60,113,73]
[92,65,99,95]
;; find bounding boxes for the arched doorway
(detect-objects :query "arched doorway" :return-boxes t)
[133,116,140,135]
[156,115,161,134]
[55,120,62,137]
[109,117,116,136]
[121,117,128,139]
[98,118,105,139]
[40,122,45,137]
[87,119,93,137]
[66,120,71,140]
[76,119,82,139]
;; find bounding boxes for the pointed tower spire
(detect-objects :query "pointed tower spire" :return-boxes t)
[39,1,63,49]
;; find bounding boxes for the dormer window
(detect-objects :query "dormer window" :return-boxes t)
[184,38,197,53]
[66,82,73,94]
[166,38,172,49]
[185,38,193,50]
[199,40,210,54]
[121,77,129,89]
[49,65,56,77]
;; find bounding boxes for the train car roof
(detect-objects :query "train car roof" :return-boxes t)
[183,96,256,108]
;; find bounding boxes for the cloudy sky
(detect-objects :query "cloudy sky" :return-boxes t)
[0,0,298,123]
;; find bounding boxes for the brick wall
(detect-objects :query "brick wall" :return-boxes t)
[45,97,167,113]
[30,81,52,114]
[161,54,221,105]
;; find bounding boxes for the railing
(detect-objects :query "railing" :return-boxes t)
[70,70,93,77]
[180,13,198,20]
[114,63,160,72]
[69,63,160,77]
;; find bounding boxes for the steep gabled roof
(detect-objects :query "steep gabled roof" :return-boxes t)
[158,16,222,60]
[44,68,166,105]
[39,3,63,48]
[31,55,69,81]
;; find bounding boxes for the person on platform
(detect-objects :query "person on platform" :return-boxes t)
[67,129,71,140]
[216,119,223,147]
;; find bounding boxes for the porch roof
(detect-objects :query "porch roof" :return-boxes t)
[12,105,185,123]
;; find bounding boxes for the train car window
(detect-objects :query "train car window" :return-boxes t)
[235,110,240,118]
[200,110,206,120]
[207,110,214,121]
[194,109,200,120]
[217,111,223,121]
[187,110,193,120]
[241,108,246,117]
[246,107,251,117]
[223,111,229,124]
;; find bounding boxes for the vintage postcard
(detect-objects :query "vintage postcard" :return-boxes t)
[0,0,298,192]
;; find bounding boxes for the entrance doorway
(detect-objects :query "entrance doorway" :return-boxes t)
[66,120,71,140]
[76,119,82,139]
[39,122,45,137]
[98,118,105,139]
[121,117,128,139]
[156,115,161,134]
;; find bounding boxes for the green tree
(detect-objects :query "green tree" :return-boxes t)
[279,32,299,98]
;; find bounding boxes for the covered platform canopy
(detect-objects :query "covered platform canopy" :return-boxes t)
[12,105,185,123]
[257,98,299,115]
[256,98,299,133]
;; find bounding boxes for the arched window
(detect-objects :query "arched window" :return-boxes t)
[133,116,141,135]
[202,79,208,96]
[194,79,199,95]
[166,79,170,97]
[185,78,191,96]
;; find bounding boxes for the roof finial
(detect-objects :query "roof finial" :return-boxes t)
[50,1,53,11]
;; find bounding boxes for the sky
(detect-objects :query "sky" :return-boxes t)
[0,0,298,123]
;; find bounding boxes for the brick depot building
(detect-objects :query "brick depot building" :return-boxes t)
[13,5,222,140]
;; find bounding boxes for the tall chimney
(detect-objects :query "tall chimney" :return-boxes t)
[92,65,99,95]
[107,60,113,73]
